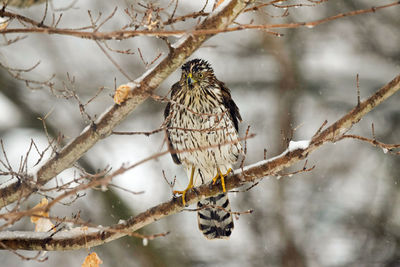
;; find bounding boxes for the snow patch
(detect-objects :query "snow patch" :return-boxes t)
[135,64,159,84]
[242,149,289,171]
[288,140,310,152]
[101,184,108,192]
[171,35,189,49]
[242,140,310,172]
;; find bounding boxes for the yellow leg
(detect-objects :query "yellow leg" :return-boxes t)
[212,167,232,193]
[173,167,195,205]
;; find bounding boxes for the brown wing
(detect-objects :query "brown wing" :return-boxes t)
[218,81,242,132]
[164,82,181,165]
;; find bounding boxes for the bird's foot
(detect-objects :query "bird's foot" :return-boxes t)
[212,168,232,193]
[174,166,195,206]
[173,184,193,206]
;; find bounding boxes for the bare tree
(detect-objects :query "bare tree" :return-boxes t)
[0,0,399,266]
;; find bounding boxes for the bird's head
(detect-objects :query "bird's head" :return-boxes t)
[181,59,215,89]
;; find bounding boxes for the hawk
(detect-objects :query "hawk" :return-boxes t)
[164,58,242,239]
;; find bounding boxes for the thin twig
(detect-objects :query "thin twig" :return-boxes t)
[1,2,398,39]
[356,73,360,107]
[340,134,400,155]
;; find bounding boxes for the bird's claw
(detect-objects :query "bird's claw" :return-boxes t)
[173,187,193,206]
[212,168,232,193]
[173,166,195,206]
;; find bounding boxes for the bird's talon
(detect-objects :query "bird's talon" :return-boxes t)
[173,166,195,206]
[173,189,191,206]
[212,168,232,193]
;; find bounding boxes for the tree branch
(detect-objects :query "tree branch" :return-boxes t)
[1,72,399,251]
[1,2,398,39]
[0,0,255,208]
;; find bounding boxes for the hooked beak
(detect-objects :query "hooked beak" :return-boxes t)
[187,73,197,86]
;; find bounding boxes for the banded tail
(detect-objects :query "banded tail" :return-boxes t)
[197,193,234,239]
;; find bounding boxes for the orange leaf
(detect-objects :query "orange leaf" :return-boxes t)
[114,84,131,105]
[82,252,103,267]
[30,198,55,232]
[30,198,49,223]
[0,17,8,30]
[215,0,224,9]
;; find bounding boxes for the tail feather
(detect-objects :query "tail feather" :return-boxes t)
[197,193,234,239]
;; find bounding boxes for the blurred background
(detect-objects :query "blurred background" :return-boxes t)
[0,0,400,266]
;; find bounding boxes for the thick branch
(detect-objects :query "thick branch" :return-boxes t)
[1,73,399,251]
[6,0,47,8]
[0,0,255,208]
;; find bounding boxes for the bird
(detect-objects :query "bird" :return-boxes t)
[164,58,242,239]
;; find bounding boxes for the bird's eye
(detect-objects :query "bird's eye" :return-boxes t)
[198,73,204,78]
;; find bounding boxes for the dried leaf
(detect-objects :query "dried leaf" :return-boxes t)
[30,198,49,222]
[215,0,224,9]
[114,84,131,104]
[0,17,8,30]
[82,252,103,267]
[30,198,55,232]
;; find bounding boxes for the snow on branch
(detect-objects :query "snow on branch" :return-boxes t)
[1,73,399,251]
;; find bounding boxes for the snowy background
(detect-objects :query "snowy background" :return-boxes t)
[1,0,400,266]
